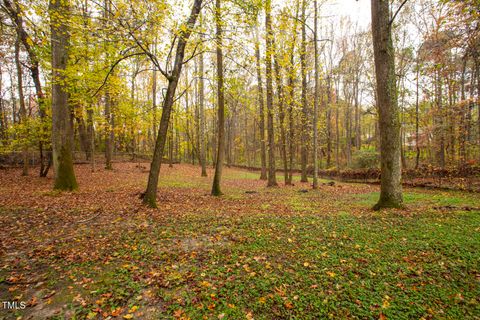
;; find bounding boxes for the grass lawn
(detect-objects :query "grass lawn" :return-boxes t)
[0,163,479,319]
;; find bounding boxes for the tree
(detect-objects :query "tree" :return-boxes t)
[211,0,225,196]
[14,31,28,176]
[312,0,319,189]
[50,0,78,190]
[300,0,308,183]
[198,15,207,177]
[3,0,51,177]
[371,0,403,209]
[103,0,114,170]
[143,0,203,207]
[265,0,278,187]
[254,23,268,181]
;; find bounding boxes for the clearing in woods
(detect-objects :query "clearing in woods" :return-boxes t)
[0,163,479,319]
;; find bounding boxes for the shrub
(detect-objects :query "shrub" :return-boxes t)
[352,149,379,169]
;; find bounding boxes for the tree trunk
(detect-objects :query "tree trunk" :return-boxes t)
[104,0,113,170]
[254,25,268,180]
[3,0,50,177]
[0,66,5,141]
[435,71,445,168]
[50,0,77,190]
[300,0,308,183]
[265,0,277,187]
[87,107,95,171]
[272,41,288,185]
[415,58,420,169]
[286,0,300,185]
[143,0,203,207]
[198,18,207,177]
[75,111,91,160]
[211,0,225,196]
[15,32,28,176]
[371,0,402,209]
[312,0,319,189]
[326,75,332,168]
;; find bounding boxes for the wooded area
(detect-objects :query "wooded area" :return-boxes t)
[0,0,479,319]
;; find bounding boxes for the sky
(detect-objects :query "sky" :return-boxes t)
[322,0,372,28]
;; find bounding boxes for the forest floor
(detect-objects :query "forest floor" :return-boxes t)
[0,162,479,319]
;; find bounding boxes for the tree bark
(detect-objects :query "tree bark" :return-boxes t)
[3,0,50,177]
[415,58,420,169]
[326,75,332,168]
[312,0,319,189]
[211,0,225,195]
[265,0,278,187]
[50,0,77,190]
[198,17,207,177]
[286,0,300,185]
[272,40,288,185]
[14,32,28,176]
[104,0,113,170]
[371,0,402,209]
[143,0,203,207]
[300,0,308,183]
[254,25,268,180]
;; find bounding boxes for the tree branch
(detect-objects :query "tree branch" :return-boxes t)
[390,0,408,26]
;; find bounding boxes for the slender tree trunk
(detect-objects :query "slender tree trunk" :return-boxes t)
[415,58,420,169]
[87,107,95,171]
[254,25,268,180]
[476,62,480,163]
[300,0,308,182]
[312,0,319,189]
[104,0,113,170]
[50,0,77,190]
[265,0,277,187]
[0,67,5,141]
[285,1,299,185]
[371,0,402,209]
[152,39,158,144]
[273,41,288,185]
[3,0,50,177]
[198,17,207,176]
[326,76,332,168]
[211,0,225,196]
[75,112,91,160]
[15,32,28,176]
[143,0,203,207]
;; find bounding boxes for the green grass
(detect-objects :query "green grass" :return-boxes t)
[355,191,480,208]
[1,167,479,319]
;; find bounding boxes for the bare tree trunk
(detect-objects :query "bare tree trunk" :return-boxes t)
[198,17,207,177]
[265,0,277,187]
[415,58,420,169]
[3,0,50,177]
[254,25,268,180]
[371,0,402,209]
[273,41,288,185]
[104,0,113,170]
[0,67,5,141]
[152,38,158,144]
[312,0,319,189]
[87,107,95,171]
[143,0,203,207]
[14,32,28,176]
[300,0,308,183]
[75,112,91,160]
[285,0,300,185]
[476,61,480,164]
[326,75,332,168]
[50,0,77,190]
[211,0,225,195]
[335,100,340,170]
